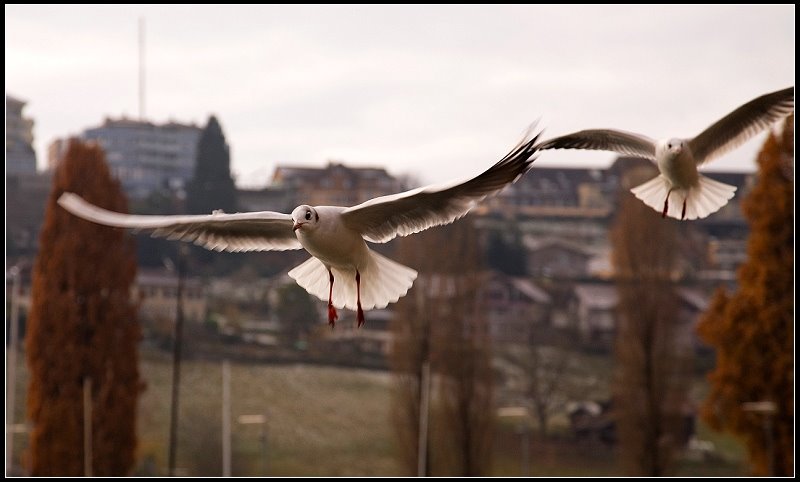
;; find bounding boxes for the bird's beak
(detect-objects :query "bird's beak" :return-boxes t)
[293,222,303,232]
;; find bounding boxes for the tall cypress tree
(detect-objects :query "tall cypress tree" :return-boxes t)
[697,116,793,476]
[186,115,238,267]
[25,139,142,476]
[187,115,237,216]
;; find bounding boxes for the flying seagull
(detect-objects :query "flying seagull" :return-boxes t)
[537,87,794,220]
[58,130,540,327]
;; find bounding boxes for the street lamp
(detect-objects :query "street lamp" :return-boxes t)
[166,245,188,476]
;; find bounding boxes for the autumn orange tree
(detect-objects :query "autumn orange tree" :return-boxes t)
[25,139,142,476]
[697,116,793,476]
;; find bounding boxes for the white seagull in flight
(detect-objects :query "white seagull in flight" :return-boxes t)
[58,130,540,327]
[537,87,794,220]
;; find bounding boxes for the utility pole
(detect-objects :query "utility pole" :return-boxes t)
[518,425,530,477]
[167,246,187,476]
[415,284,431,478]
[222,360,231,477]
[417,361,430,477]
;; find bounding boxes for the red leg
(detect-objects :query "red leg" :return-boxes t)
[327,269,338,327]
[355,270,365,328]
[662,188,674,219]
[681,198,687,220]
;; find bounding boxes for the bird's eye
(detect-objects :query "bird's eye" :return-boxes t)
[305,211,312,221]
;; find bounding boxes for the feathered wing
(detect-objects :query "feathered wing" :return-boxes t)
[537,129,657,160]
[288,249,417,311]
[690,86,794,165]
[339,130,541,243]
[630,175,736,221]
[58,192,302,252]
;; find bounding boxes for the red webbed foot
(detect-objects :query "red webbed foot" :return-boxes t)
[328,303,338,327]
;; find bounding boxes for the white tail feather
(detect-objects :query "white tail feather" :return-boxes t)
[630,174,737,220]
[287,250,418,311]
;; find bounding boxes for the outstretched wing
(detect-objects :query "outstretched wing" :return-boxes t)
[340,129,540,243]
[58,192,302,252]
[690,86,794,165]
[537,129,657,160]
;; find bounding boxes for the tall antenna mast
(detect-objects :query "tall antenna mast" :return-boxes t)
[139,17,145,120]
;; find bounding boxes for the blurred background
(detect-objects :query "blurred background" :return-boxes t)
[6,5,794,476]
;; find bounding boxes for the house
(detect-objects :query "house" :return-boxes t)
[315,308,395,358]
[570,283,618,347]
[482,272,551,345]
[524,237,593,279]
[567,282,710,351]
[135,269,207,323]
[271,162,404,208]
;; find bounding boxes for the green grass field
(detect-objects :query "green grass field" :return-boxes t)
[9,346,746,476]
[136,351,400,476]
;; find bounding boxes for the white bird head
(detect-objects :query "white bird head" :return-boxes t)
[291,205,319,232]
[663,138,685,157]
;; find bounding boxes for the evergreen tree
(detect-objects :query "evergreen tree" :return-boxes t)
[187,115,237,216]
[25,139,142,476]
[486,229,527,276]
[697,116,793,476]
[186,115,238,267]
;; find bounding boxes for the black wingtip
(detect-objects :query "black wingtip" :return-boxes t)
[503,122,544,166]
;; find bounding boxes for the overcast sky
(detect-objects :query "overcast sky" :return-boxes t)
[5,5,795,188]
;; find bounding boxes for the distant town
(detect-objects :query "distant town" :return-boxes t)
[7,93,752,362]
[7,93,759,471]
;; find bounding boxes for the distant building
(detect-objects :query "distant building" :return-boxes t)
[272,162,404,207]
[566,282,709,351]
[134,269,207,323]
[482,271,551,345]
[237,185,295,213]
[570,283,618,347]
[6,94,38,174]
[6,266,208,326]
[6,171,52,257]
[524,237,593,279]
[481,157,751,241]
[50,117,202,199]
[483,164,619,218]
[46,138,68,171]
[318,309,394,356]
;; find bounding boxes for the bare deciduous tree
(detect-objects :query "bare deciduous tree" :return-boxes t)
[611,191,691,476]
[390,219,493,476]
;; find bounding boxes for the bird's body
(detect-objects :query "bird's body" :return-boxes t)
[59,129,540,327]
[287,204,417,325]
[655,139,698,189]
[538,87,794,220]
[293,206,369,270]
